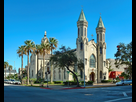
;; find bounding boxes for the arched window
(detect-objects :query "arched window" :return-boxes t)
[80,69,83,78]
[97,34,99,42]
[80,42,83,50]
[100,71,102,79]
[32,70,33,77]
[59,69,61,79]
[54,70,55,79]
[90,54,96,68]
[100,47,102,54]
[78,28,80,37]
[64,68,66,79]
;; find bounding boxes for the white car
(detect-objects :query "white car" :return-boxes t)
[116,80,132,86]
[14,80,21,85]
[7,79,15,84]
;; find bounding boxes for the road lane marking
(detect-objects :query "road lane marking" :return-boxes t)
[123,92,128,97]
[104,97,132,102]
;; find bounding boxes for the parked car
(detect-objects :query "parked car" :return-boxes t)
[4,79,9,83]
[14,80,21,85]
[116,80,132,86]
[7,79,15,84]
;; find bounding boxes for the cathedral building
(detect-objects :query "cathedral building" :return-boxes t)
[29,9,109,83]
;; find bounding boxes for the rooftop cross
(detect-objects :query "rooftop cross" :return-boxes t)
[81,5,83,10]
[91,34,94,39]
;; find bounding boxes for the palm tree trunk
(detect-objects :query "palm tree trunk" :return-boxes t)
[21,55,23,80]
[43,53,45,80]
[37,53,39,81]
[50,48,53,83]
[27,51,29,85]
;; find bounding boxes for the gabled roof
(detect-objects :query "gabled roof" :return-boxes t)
[78,9,87,21]
[96,16,105,28]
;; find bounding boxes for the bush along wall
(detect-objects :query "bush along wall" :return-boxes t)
[63,81,93,86]
[101,80,112,83]
[53,81,63,84]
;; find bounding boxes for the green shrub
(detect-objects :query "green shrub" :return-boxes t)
[101,80,112,83]
[54,81,63,84]
[86,81,93,85]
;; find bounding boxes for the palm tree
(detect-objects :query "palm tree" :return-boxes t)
[17,45,26,79]
[35,44,42,81]
[24,40,36,85]
[49,38,58,82]
[8,65,13,79]
[4,61,9,79]
[40,41,50,80]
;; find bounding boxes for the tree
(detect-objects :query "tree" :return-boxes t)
[24,40,36,85]
[50,46,84,87]
[40,41,50,80]
[35,44,42,81]
[114,41,132,78]
[49,37,58,83]
[8,65,13,78]
[120,72,129,79]
[17,45,26,79]
[4,61,9,79]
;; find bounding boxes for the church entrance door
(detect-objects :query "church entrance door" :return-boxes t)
[90,72,95,82]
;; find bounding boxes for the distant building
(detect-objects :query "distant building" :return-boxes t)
[4,69,16,78]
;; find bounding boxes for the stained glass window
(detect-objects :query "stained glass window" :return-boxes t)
[90,55,95,68]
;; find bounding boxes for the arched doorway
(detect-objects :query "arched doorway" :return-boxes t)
[90,72,95,82]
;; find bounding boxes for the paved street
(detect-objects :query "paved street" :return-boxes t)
[4,83,132,102]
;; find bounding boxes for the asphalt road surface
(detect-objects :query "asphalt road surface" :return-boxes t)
[4,83,132,102]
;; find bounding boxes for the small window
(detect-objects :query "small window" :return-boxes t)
[32,70,33,77]
[80,42,83,50]
[100,71,102,79]
[97,34,99,42]
[100,47,102,54]
[78,28,80,37]
[80,69,83,78]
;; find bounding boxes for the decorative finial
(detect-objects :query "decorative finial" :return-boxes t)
[91,34,94,40]
[100,13,101,17]
[44,31,46,37]
[81,5,83,10]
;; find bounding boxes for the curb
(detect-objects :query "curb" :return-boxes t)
[85,85,116,89]
[40,87,53,90]
[60,87,85,90]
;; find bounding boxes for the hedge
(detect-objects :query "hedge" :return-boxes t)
[101,80,112,83]
[53,81,63,84]
[63,81,93,86]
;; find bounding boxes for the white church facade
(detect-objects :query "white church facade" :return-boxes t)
[29,9,109,83]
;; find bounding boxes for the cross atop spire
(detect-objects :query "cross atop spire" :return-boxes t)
[81,5,83,10]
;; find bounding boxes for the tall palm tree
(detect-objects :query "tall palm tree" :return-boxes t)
[35,44,42,81]
[49,38,58,82]
[40,41,50,80]
[4,61,9,79]
[8,65,13,79]
[17,45,26,79]
[24,40,36,85]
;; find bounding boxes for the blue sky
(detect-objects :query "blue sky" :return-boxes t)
[4,0,132,73]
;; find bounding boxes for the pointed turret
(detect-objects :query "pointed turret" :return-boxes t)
[78,9,87,21]
[96,16,105,28]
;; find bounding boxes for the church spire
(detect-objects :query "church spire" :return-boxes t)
[78,9,87,21]
[96,15,105,28]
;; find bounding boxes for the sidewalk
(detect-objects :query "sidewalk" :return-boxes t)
[39,83,116,90]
